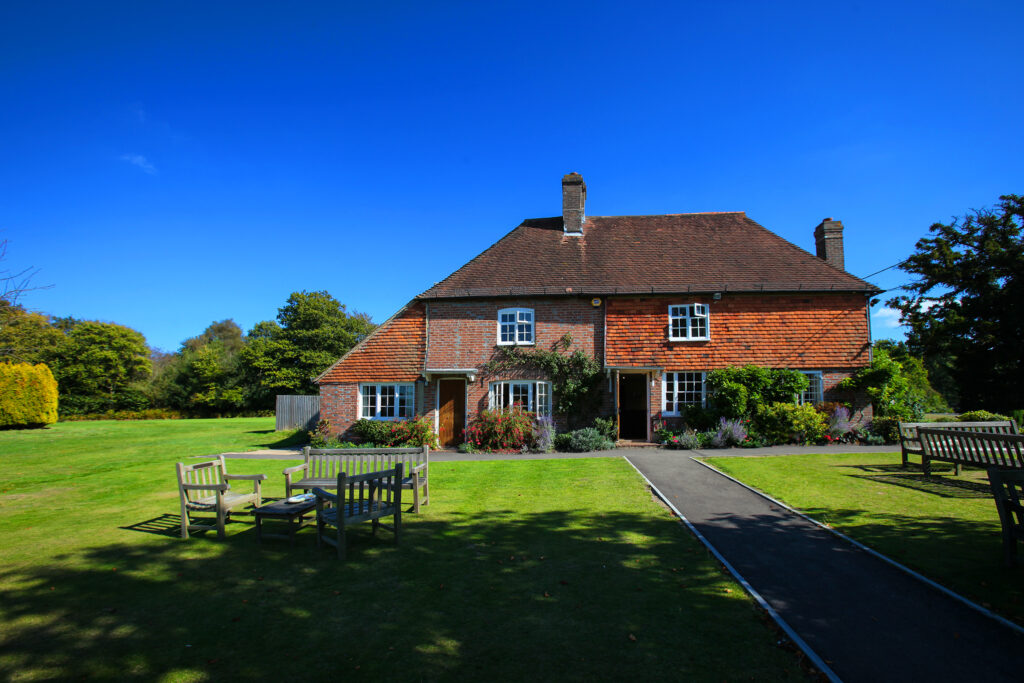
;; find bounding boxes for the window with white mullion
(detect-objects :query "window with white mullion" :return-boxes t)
[797,371,824,406]
[488,380,552,417]
[360,383,414,420]
[668,304,710,341]
[498,307,534,346]
[662,372,706,415]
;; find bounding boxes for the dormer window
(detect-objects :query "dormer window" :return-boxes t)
[668,304,709,341]
[498,308,534,346]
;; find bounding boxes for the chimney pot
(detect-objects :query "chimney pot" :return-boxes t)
[814,218,845,270]
[562,172,586,235]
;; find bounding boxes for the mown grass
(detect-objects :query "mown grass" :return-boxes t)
[703,452,1024,624]
[0,419,804,681]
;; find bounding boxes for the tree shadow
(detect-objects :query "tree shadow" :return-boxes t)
[0,510,804,681]
[835,462,992,499]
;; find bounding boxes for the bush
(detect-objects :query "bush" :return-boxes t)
[561,427,615,452]
[754,403,826,445]
[592,416,618,441]
[351,418,395,444]
[0,363,58,428]
[712,417,747,447]
[58,408,186,422]
[706,366,809,416]
[387,416,439,448]
[553,433,573,452]
[463,406,536,451]
[867,416,901,444]
[958,410,1011,422]
[533,417,555,453]
[664,430,702,450]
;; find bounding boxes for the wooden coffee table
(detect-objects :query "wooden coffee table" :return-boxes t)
[254,499,317,543]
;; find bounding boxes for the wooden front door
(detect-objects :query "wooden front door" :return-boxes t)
[618,374,648,440]
[438,380,466,448]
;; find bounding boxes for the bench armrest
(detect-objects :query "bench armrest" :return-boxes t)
[224,473,268,481]
[282,464,308,476]
[311,487,337,504]
[410,463,427,476]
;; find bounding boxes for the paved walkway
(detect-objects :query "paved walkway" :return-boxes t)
[626,449,1024,682]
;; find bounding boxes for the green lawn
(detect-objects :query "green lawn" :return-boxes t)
[703,452,1024,623]
[0,420,803,681]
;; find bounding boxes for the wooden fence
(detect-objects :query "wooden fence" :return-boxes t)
[275,395,321,431]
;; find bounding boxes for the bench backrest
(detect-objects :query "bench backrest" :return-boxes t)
[988,468,1024,531]
[918,428,1024,469]
[175,456,227,504]
[899,420,1019,441]
[303,446,429,480]
[337,464,403,522]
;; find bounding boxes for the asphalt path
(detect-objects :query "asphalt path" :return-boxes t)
[626,450,1024,682]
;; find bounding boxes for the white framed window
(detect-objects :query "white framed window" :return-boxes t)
[662,372,706,415]
[498,308,534,346]
[488,380,552,417]
[797,371,824,406]
[668,304,709,341]
[360,383,415,420]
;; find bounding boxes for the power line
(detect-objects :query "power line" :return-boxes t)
[859,259,909,281]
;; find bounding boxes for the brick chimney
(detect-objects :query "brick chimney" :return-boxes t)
[814,218,845,270]
[562,172,586,235]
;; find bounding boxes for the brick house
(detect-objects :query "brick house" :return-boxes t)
[317,173,879,447]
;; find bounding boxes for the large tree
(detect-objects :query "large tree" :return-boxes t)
[888,195,1023,412]
[50,320,152,414]
[242,291,375,405]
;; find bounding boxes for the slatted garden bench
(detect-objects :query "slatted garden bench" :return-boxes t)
[312,464,402,560]
[175,456,267,539]
[899,420,1019,470]
[987,468,1024,566]
[916,427,1024,476]
[284,446,430,512]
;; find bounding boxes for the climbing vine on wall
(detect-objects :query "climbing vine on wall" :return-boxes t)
[484,333,604,427]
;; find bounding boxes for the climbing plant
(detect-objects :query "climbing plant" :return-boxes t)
[485,334,603,427]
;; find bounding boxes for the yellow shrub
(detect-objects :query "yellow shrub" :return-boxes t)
[0,363,59,428]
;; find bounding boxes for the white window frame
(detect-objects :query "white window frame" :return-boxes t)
[797,371,824,406]
[668,304,710,341]
[488,380,552,417]
[497,308,535,346]
[359,382,415,420]
[662,372,706,416]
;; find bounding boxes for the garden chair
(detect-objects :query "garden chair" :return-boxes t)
[175,456,267,539]
[312,464,402,560]
[987,468,1024,566]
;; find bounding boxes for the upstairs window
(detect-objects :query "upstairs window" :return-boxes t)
[360,383,414,420]
[668,304,709,341]
[488,380,552,417]
[498,308,534,346]
[663,372,706,415]
[797,371,824,406]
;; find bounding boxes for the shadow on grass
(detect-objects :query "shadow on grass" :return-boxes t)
[834,462,992,499]
[0,510,803,681]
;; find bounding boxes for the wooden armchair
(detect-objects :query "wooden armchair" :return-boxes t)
[175,456,267,539]
[987,468,1024,566]
[312,464,402,560]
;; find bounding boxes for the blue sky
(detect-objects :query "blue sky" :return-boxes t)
[2,1,1022,352]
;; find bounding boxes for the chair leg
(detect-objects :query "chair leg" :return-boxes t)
[337,525,346,561]
[412,484,420,514]
[217,506,227,539]
[180,512,190,539]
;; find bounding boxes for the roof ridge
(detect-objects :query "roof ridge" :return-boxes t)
[588,211,747,218]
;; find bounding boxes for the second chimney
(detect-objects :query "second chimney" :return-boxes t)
[562,172,586,235]
[814,218,845,270]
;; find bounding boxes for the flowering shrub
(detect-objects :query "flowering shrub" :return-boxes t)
[663,430,704,449]
[388,415,439,448]
[712,417,748,447]
[463,405,536,451]
[754,402,827,445]
[533,416,555,453]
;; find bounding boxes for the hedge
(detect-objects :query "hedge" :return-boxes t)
[0,363,59,428]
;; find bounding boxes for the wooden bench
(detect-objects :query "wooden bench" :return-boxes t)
[916,427,1024,476]
[312,465,402,560]
[899,420,1019,470]
[283,446,430,512]
[987,469,1024,566]
[175,456,267,539]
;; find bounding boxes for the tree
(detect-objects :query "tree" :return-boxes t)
[888,195,1024,413]
[51,321,152,414]
[0,239,44,307]
[0,302,64,365]
[241,291,375,405]
[873,340,950,413]
[838,345,918,419]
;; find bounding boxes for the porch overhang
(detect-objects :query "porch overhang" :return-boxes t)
[424,368,478,383]
[604,366,664,374]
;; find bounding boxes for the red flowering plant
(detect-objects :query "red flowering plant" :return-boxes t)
[462,404,537,452]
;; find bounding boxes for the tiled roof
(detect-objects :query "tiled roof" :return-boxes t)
[418,213,879,299]
[315,302,425,384]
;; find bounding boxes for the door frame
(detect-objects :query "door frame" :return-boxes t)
[434,378,468,448]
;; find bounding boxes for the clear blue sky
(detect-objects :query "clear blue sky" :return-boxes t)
[2,1,1022,352]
